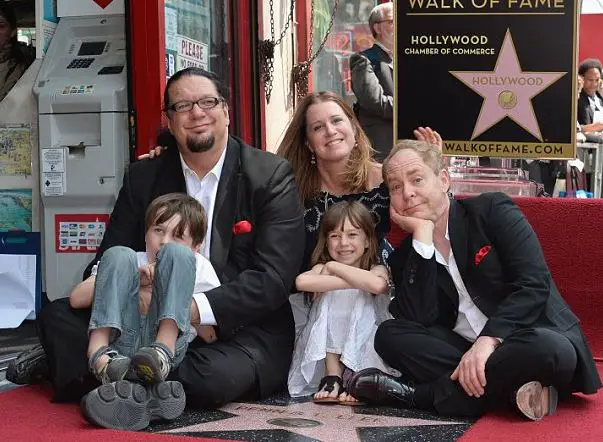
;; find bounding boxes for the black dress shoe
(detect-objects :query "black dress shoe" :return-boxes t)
[347,368,416,408]
[6,344,50,385]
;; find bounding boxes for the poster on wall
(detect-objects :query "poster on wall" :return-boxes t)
[0,189,32,232]
[395,1,579,159]
[0,125,32,176]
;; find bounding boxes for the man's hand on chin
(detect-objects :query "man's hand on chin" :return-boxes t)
[390,205,434,243]
[450,336,500,398]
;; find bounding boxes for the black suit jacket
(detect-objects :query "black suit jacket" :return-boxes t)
[350,44,394,160]
[84,136,305,394]
[577,89,603,126]
[388,192,601,394]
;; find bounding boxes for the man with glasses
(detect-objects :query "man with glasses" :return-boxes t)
[16,67,305,430]
[350,1,394,161]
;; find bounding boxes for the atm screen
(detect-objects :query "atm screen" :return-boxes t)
[78,41,106,56]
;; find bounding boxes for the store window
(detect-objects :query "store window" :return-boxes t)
[311,0,379,105]
[164,0,230,83]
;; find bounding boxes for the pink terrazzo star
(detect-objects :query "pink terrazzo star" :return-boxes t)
[163,401,464,442]
[450,30,565,141]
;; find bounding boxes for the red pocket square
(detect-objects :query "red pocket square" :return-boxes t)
[474,245,492,266]
[233,220,252,235]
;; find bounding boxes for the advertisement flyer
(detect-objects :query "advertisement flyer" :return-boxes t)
[0,125,32,176]
[0,189,32,232]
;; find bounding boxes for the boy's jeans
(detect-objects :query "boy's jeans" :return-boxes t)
[89,243,196,367]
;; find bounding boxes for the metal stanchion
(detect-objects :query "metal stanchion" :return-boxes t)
[577,142,603,198]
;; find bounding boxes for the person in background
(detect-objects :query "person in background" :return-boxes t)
[0,4,34,103]
[577,58,603,134]
[350,2,394,161]
[347,140,601,420]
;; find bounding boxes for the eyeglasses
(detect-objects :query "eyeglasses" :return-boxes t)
[168,97,225,113]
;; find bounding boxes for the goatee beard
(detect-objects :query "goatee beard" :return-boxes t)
[187,134,215,153]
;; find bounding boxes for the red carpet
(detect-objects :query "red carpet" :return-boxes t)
[0,384,233,442]
[513,197,603,360]
[1,369,601,441]
[461,363,603,442]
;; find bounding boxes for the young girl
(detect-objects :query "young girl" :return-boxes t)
[288,201,394,404]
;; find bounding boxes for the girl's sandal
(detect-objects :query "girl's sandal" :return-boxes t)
[313,375,345,404]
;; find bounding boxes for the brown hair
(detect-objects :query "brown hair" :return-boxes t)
[276,91,377,204]
[145,193,208,247]
[310,201,378,271]
[382,139,445,186]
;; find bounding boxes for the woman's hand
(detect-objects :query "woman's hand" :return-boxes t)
[137,146,165,160]
[413,127,442,151]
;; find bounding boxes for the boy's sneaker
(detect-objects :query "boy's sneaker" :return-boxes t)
[89,346,133,384]
[81,379,186,431]
[131,343,173,384]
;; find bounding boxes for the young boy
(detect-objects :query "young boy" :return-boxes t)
[69,193,220,386]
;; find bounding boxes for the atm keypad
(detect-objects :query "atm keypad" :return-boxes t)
[67,58,95,69]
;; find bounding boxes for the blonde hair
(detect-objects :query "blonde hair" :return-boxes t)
[382,139,445,186]
[276,91,376,204]
[310,201,378,271]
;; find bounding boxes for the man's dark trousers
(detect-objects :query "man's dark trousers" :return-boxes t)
[375,319,578,417]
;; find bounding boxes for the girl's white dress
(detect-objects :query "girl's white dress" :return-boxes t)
[288,288,394,398]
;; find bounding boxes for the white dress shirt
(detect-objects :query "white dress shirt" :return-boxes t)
[588,94,603,124]
[180,145,227,325]
[412,226,489,343]
[588,94,603,112]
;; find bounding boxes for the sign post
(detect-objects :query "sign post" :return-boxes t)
[395,1,580,159]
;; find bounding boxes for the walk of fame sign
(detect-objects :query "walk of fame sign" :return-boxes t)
[395,1,580,159]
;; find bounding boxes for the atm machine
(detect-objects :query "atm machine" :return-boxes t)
[34,15,128,300]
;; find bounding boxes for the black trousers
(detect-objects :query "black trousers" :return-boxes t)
[375,319,579,417]
[37,298,261,406]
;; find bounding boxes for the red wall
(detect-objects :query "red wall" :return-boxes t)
[579,14,603,65]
